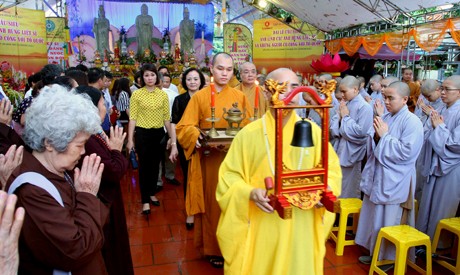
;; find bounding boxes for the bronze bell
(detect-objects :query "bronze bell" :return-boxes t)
[291,118,314,147]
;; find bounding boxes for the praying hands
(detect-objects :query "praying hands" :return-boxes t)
[431,110,444,128]
[373,116,388,138]
[374,100,384,117]
[0,100,12,126]
[339,101,349,118]
[0,145,24,190]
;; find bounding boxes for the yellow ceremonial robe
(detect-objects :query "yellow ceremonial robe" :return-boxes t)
[235,83,268,118]
[216,111,342,274]
[176,85,253,256]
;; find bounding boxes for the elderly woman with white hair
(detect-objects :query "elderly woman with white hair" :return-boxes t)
[6,86,109,274]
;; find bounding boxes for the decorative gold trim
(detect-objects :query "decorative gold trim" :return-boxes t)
[282,175,324,187]
[283,190,323,210]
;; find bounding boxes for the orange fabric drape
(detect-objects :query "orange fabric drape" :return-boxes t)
[384,31,411,54]
[362,34,385,56]
[341,37,363,56]
[325,18,460,56]
[325,39,342,54]
[448,18,460,48]
[412,19,449,52]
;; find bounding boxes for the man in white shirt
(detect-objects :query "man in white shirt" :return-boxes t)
[158,66,179,94]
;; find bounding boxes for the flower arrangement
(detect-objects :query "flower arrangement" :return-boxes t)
[1,61,25,111]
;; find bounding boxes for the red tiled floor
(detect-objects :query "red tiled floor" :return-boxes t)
[130,244,154,267]
[129,225,173,245]
[122,166,449,274]
[152,241,202,265]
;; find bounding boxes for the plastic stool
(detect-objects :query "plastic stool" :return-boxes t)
[329,198,362,256]
[432,217,460,274]
[369,225,432,275]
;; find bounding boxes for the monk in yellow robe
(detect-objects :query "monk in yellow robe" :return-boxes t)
[216,68,342,274]
[235,62,268,118]
[176,52,253,265]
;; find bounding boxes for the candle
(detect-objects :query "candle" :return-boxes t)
[210,77,216,107]
[201,31,204,41]
[254,80,260,109]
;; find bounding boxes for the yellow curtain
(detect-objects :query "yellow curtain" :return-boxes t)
[362,34,385,56]
[325,18,460,56]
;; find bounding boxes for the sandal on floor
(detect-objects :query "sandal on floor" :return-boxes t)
[209,256,224,268]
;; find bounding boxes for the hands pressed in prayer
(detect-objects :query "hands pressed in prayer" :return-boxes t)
[106,126,126,152]
[74,154,104,196]
[417,97,425,108]
[421,104,434,116]
[250,188,274,213]
[0,100,12,126]
[0,191,25,275]
[0,145,24,190]
[431,110,444,128]
[374,100,384,117]
[339,101,349,118]
[373,116,388,138]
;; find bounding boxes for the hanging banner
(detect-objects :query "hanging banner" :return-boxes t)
[223,23,252,66]
[46,17,66,41]
[253,18,324,76]
[0,7,47,75]
[46,17,66,65]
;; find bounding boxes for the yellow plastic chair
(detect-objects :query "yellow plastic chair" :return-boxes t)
[369,225,432,275]
[329,198,362,256]
[432,217,460,274]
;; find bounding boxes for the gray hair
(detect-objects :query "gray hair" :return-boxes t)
[421,79,440,96]
[388,81,410,97]
[23,85,101,152]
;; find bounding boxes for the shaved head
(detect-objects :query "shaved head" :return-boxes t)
[265,68,300,104]
[388,81,410,97]
[445,75,460,88]
[340,75,360,89]
[421,79,440,96]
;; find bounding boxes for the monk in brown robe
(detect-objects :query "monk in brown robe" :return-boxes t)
[235,62,268,118]
[402,68,420,112]
[176,52,253,268]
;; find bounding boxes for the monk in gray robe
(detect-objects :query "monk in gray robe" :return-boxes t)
[330,76,373,198]
[355,81,423,265]
[413,79,444,201]
[416,75,460,248]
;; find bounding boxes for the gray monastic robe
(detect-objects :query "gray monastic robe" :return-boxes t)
[416,100,460,247]
[330,95,373,198]
[414,96,445,201]
[356,105,423,260]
